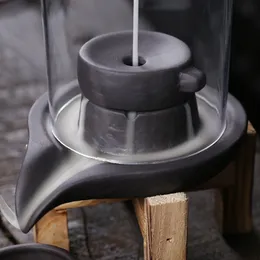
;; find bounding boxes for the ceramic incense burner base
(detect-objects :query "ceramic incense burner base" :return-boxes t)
[14,88,246,233]
[3,31,246,233]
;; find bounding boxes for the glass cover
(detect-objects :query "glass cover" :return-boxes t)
[41,0,232,164]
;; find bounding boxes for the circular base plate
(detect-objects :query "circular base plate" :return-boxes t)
[15,91,246,233]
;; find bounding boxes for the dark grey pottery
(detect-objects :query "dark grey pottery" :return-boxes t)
[13,31,246,233]
[15,84,246,233]
[78,31,206,111]
[84,97,200,155]
[79,31,204,155]
[0,244,75,260]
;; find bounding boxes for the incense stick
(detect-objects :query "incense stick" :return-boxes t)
[132,0,139,66]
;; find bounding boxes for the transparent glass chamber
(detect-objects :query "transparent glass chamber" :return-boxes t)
[42,0,232,164]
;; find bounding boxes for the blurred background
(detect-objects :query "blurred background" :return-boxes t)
[0,0,260,259]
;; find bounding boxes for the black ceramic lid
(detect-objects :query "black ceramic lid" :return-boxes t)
[78,30,205,111]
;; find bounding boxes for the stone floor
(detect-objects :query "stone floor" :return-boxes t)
[0,1,260,259]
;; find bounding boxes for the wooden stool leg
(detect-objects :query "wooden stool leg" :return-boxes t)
[221,124,256,234]
[134,193,188,260]
[33,209,69,250]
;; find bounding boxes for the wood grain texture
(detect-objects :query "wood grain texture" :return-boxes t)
[34,121,256,255]
[33,210,69,250]
[134,193,188,260]
[55,198,128,211]
[220,122,256,234]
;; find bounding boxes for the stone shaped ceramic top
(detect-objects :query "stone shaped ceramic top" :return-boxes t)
[79,30,191,72]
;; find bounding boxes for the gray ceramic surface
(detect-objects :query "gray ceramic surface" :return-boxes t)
[0,244,75,260]
[75,31,205,156]
[15,90,246,233]
[78,31,206,111]
[52,83,219,164]
[84,97,199,155]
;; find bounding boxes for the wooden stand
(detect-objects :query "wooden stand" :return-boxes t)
[33,123,256,260]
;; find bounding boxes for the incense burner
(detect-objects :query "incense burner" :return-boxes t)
[0,0,247,234]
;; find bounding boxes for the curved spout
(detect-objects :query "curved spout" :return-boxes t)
[15,145,191,233]
[16,150,102,233]
[13,93,103,232]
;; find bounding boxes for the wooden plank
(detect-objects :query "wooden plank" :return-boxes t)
[248,121,256,135]
[34,121,255,256]
[33,210,69,250]
[55,198,129,211]
[133,198,150,259]
[221,122,256,234]
[134,193,188,260]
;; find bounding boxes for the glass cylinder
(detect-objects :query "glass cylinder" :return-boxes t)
[41,0,232,163]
